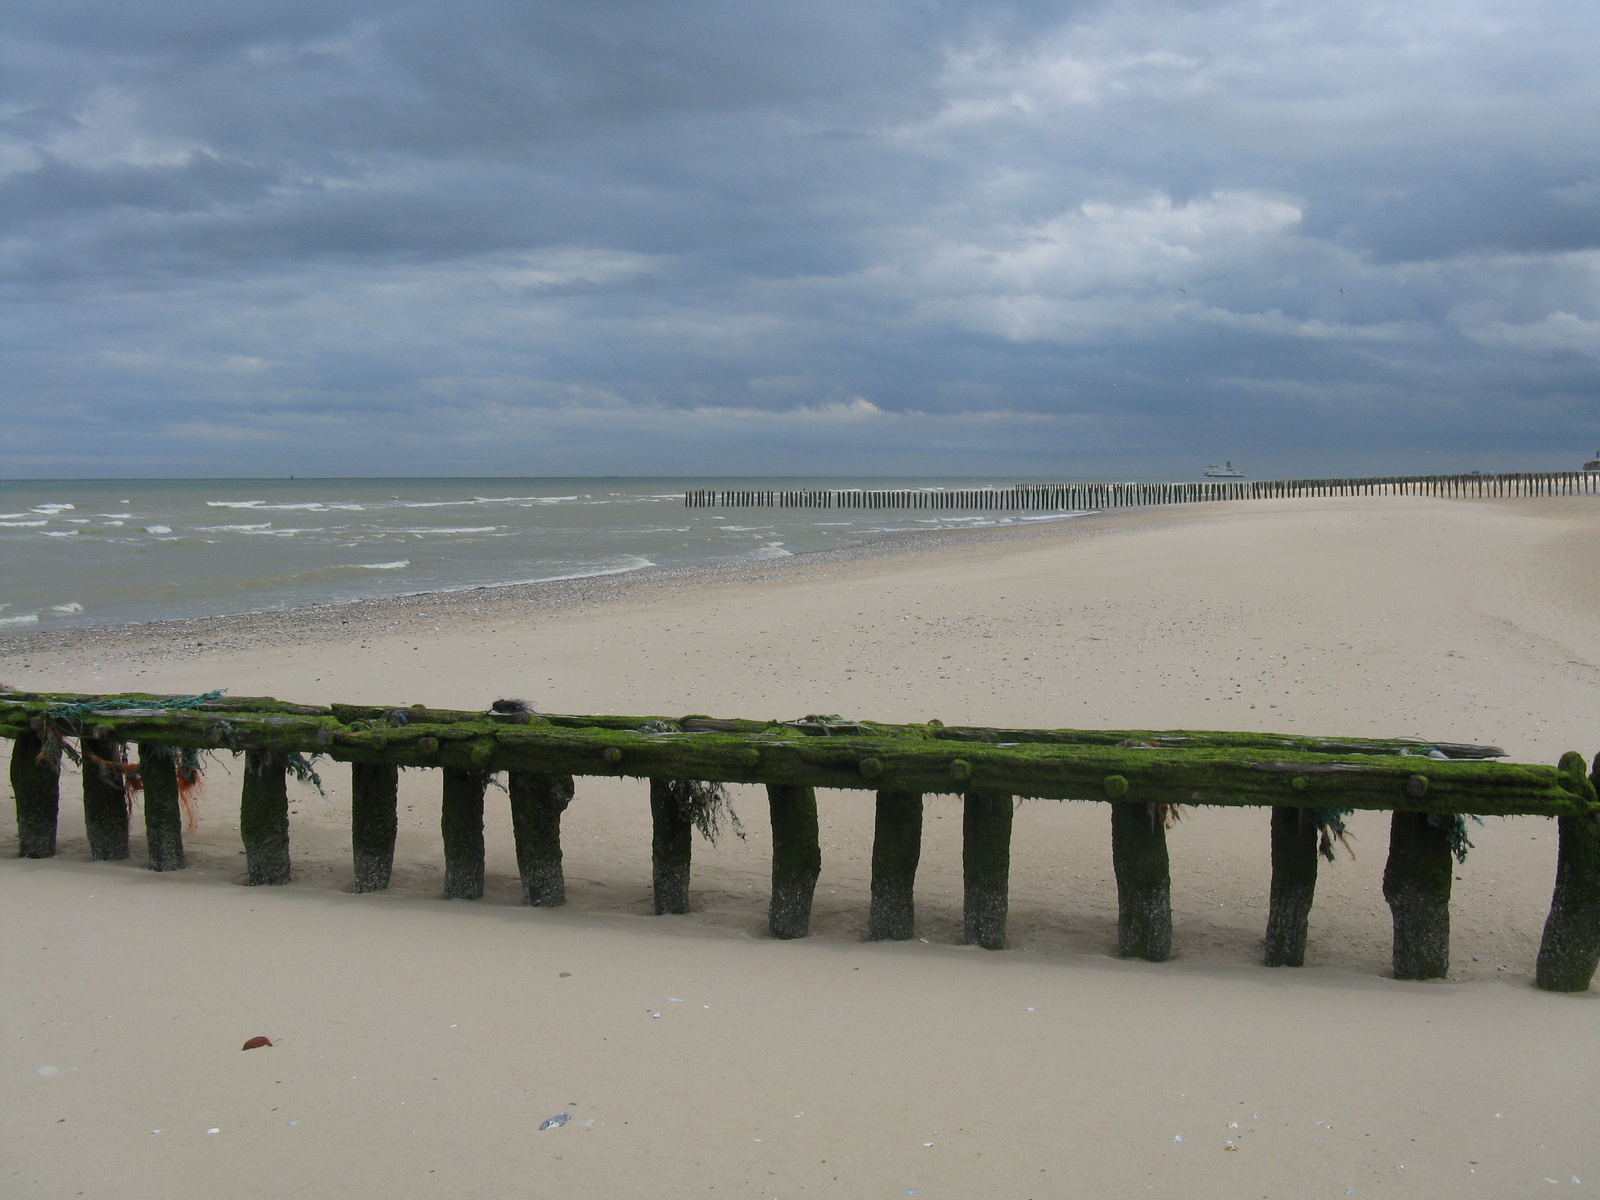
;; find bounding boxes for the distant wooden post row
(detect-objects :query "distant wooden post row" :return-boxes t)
[5,692,1599,992]
[685,470,1600,512]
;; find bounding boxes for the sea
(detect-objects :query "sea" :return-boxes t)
[0,477,1095,631]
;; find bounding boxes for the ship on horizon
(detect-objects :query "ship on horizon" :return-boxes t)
[1203,461,1246,478]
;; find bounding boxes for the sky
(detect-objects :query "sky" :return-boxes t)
[2,0,1598,479]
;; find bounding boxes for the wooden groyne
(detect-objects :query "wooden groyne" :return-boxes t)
[685,471,1600,510]
[6,690,1600,990]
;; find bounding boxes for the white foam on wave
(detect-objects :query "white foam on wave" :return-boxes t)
[99,513,134,519]
[206,500,265,509]
[472,495,578,505]
[51,602,84,614]
[1,520,48,527]
[750,542,793,559]
[0,512,28,519]
[143,525,172,534]
[32,503,75,514]
[0,612,39,626]
[478,555,658,588]
[195,523,272,532]
[242,527,322,537]
[44,530,80,537]
[349,560,409,570]
[397,525,499,535]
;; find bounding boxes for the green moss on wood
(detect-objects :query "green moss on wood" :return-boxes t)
[0,695,1582,816]
[138,745,185,872]
[649,778,693,915]
[81,738,129,861]
[240,749,291,886]
[963,792,1013,950]
[1383,811,1453,980]
[440,768,488,900]
[1112,801,1171,961]
[10,730,59,859]
[350,762,398,893]
[767,784,821,939]
[1264,806,1319,967]
[1535,752,1600,992]
[868,790,922,941]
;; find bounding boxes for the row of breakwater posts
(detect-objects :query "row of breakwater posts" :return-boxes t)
[6,690,1600,991]
[684,471,1600,510]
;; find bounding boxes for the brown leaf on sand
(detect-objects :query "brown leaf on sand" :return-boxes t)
[241,1036,273,1051]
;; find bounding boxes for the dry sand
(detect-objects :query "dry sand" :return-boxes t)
[4,493,1600,1199]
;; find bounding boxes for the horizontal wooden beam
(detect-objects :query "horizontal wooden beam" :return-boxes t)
[2,691,1587,817]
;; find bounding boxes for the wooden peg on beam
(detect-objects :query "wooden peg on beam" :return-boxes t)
[138,745,185,872]
[441,768,488,900]
[81,738,130,861]
[351,762,399,893]
[240,749,291,885]
[868,790,922,941]
[767,784,820,939]
[963,792,1012,950]
[10,730,59,859]
[508,771,574,907]
[1264,806,1319,967]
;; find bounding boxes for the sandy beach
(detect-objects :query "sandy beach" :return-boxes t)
[5,493,1600,1199]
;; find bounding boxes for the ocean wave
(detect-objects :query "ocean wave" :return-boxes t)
[99,513,134,519]
[44,530,80,537]
[0,520,48,527]
[0,612,39,626]
[750,542,793,558]
[480,556,658,588]
[194,523,273,532]
[50,602,85,614]
[349,560,410,570]
[395,525,499,535]
[471,495,578,504]
[241,527,323,536]
[206,500,266,508]
[0,512,27,519]
[143,525,173,534]
[31,503,75,514]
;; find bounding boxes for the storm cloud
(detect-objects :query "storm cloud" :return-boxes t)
[2,0,1597,476]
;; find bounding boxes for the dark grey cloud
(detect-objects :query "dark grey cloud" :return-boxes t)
[1,0,1597,477]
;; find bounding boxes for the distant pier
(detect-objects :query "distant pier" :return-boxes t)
[686,471,1600,510]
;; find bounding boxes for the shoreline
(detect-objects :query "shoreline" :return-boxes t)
[0,501,1170,661]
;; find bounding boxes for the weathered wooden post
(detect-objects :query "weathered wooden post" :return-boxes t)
[351,762,399,892]
[1264,806,1319,967]
[1109,784,1172,960]
[868,789,922,940]
[963,792,1013,950]
[767,784,821,939]
[138,745,185,871]
[239,749,290,885]
[1535,752,1600,992]
[440,768,488,900]
[81,737,130,860]
[10,729,59,858]
[508,771,574,907]
[1383,809,1452,979]
[648,778,693,915]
